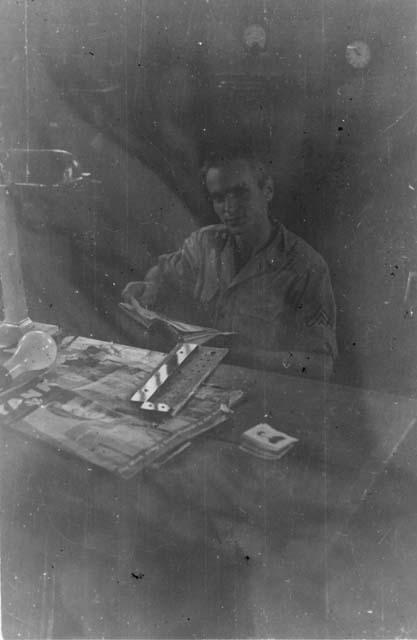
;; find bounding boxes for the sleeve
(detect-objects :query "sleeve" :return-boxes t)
[294,263,338,359]
[156,231,201,298]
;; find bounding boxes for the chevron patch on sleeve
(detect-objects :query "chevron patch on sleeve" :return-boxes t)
[305,307,332,328]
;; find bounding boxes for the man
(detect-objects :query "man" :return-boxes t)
[122,150,337,378]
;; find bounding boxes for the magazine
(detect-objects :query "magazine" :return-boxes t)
[119,299,235,345]
[0,336,242,478]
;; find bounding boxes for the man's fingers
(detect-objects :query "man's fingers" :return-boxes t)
[140,288,158,307]
[121,281,145,302]
[121,280,159,308]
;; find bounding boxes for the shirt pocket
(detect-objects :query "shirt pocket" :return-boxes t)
[234,281,286,321]
[230,289,286,349]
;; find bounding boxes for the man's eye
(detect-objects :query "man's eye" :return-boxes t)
[210,186,249,204]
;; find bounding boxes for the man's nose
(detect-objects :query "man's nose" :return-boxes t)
[224,193,237,213]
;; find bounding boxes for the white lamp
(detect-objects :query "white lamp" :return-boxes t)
[0,185,33,348]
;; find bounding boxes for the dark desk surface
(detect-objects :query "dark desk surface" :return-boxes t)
[1,340,417,638]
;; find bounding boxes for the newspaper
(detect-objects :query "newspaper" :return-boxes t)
[0,336,239,478]
[119,300,235,345]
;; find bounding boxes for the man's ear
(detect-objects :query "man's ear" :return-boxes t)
[262,176,274,203]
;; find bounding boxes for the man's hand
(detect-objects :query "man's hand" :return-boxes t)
[122,266,162,308]
[121,280,158,308]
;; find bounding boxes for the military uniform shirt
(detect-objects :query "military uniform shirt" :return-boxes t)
[157,223,337,358]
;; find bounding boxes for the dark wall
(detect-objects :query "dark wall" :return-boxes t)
[0,0,416,394]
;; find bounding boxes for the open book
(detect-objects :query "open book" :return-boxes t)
[119,299,235,346]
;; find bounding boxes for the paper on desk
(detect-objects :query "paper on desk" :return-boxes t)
[0,336,240,478]
[54,336,161,392]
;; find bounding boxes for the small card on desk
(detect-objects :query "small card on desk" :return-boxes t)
[240,423,298,460]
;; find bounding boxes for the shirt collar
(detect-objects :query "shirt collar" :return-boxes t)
[221,223,286,288]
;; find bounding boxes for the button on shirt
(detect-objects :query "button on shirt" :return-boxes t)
[157,223,337,358]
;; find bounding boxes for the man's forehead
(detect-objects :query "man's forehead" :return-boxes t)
[206,159,254,189]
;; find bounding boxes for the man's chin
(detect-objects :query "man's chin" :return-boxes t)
[225,220,247,235]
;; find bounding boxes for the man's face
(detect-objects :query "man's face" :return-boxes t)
[205,159,273,236]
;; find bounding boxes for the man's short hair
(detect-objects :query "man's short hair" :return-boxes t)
[201,147,271,190]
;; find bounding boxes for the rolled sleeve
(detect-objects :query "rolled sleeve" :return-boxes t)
[157,232,201,297]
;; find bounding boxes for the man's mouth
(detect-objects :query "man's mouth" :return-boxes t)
[225,215,246,227]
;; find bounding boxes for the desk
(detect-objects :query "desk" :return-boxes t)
[1,339,417,638]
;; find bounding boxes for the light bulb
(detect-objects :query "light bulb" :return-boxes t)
[0,330,57,387]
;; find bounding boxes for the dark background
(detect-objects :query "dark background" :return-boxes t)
[0,0,416,394]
